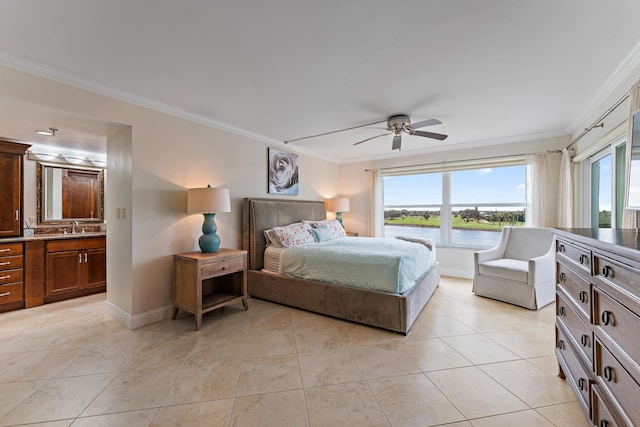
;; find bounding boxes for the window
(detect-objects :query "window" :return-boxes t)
[589,142,625,229]
[383,164,526,248]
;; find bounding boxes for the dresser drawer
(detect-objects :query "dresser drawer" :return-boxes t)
[557,262,592,323]
[557,239,591,275]
[556,325,591,412]
[594,253,640,308]
[594,287,640,381]
[0,255,23,271]
[0,269,22,285]
[0,242,23,256]
[201,254,245,279]
[595,338,640,426]
[557,291,593,370]
[592,384,624,427]
[0,282,23,304]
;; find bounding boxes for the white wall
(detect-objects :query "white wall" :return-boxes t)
[337,136,568,277]
[0,65,339,327]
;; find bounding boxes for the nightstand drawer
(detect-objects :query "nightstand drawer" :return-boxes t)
[0,269,22,285]
[0,255,23,271]
[0,282,23,304]
[201,255,245,279]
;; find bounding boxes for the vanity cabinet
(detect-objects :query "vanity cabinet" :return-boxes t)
[0,139,30,237]
[555,229,640,427]
[0,241,24,312]
[45,236,106,301]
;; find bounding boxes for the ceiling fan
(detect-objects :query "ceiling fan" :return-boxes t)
[284,114,447,151]
[354,115,447,151]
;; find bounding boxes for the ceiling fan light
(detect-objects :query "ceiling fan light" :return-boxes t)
[36,130,53,136]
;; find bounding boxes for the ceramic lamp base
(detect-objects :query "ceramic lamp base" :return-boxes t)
[199,213,220,253]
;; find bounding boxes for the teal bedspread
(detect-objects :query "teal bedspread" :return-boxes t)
[279,237,435,294]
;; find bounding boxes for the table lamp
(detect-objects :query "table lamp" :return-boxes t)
[187,185,231,253]
[326,197,350,227]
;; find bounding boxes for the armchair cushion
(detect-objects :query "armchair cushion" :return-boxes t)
[478,258,528,283]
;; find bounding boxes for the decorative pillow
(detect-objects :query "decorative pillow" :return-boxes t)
[264,228,283,248]
[305,219,346,239]
[310,225,333,242]
[273,222,315,247]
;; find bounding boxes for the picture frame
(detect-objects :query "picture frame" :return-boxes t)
[268,148,299,195]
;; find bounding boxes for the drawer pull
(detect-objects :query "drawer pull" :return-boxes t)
[558,272,565,282]
[0,249,9,253]
[79,253,82,264]
[578,378,585,390]
[0,275,10,280]
[601,266,612,278]
[579,254,587,264]
[558,244,565,253]
[0,261,10,266]
[603,366,614,382]
[557,340,564,350]
[581,334,589,347]
[601,311,613,326]
[0,292,9,297]
[579,290,587,303]
[600,420,609,427]
[558,306,565,316]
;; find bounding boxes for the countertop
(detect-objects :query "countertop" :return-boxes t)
[554,228,640,260]
[0,232,106,243]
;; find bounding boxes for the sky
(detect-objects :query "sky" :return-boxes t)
[383,165,526,207]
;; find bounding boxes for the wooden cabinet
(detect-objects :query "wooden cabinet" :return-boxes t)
[45,236,106,301]
[0,241,24,312]
[555,229,640,427]
[173,249,248,330]
[0,139,30,237]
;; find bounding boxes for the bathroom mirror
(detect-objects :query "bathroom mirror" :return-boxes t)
[626,109,640,210]
[37,162,104,223]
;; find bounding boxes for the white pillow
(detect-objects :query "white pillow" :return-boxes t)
[304,219,346,239]
[273,222,315,247]
[264,228,283,248]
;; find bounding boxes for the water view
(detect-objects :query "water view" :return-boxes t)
[385,225,503,248]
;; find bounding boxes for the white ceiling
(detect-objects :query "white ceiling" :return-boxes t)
[1,1,640,162]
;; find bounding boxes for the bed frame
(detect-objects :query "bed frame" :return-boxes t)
[242,197,440,334]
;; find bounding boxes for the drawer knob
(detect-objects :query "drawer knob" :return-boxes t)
[557,340,564,350]
[558,272,565,282]
[601,311,613,326]
[578,378,585,390]
[603,366,614,382]
[581,334,589,347]
[601,266,612,278]
[558,244,565,253]
[558,306,565,316]
[222,266,227,270]
[579,290,588,303]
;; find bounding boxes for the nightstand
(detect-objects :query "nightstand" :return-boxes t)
[172,248,248,330]
[346,232,359,237]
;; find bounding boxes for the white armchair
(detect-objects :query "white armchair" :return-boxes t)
[473,227,556,310]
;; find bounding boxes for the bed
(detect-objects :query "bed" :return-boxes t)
[242,197,440,334]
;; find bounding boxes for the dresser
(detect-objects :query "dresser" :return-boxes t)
[555,229,640,427]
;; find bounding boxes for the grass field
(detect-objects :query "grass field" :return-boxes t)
[384,215,523,231]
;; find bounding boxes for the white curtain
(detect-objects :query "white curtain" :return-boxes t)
[369,170,384,237]
[622,81,640,229]
[526,152,556,227]
[557,148,573,227]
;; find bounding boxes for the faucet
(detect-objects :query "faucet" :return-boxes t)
[72,221,78,234]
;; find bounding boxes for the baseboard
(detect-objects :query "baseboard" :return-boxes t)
[105,301,173,330]
[440,267,474,280]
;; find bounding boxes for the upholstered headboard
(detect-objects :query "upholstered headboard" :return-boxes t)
[242,198,327,270]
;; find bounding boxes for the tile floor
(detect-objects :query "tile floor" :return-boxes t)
[0,277,590,426]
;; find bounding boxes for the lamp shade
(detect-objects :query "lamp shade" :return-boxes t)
[187,186,231,213]
[326,197,350,213]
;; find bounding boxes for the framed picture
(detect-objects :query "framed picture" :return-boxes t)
[268,148,299,195]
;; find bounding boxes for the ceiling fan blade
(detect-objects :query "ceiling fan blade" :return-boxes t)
[353,132,390,145]
[407,118,441,130]
[411,130,448,141]
[392,134,402,150]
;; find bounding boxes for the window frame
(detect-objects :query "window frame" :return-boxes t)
[586,138,626,229]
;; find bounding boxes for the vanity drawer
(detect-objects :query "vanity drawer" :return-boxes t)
[595,338,640,426]
[557,291,593,370]
[0,242,23,256]
[557,262,592,323]
[557,239,591,275]
[0,269,22,285]
[0,255,23,271]
[594,287,640,378]
[201,253,245,279]
[556,325,591,412]
[0,282,23,304]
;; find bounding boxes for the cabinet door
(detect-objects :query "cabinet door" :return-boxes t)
[84,248,106,289]
[0,153,21,237]
[46,250,83,295]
